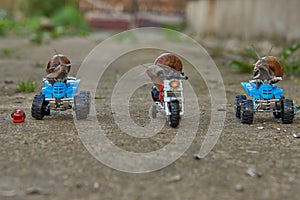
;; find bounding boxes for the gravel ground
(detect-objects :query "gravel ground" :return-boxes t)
[0,33,300,200]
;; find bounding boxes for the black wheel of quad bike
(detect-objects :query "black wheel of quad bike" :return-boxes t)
[31,94,48,120]
[273,96,284,119]
[151,104,157,119]
[74,91,91,120]
[281,99,294,124]
[169,101,180,128]
[234,95,247,118]
[241,100,254,124]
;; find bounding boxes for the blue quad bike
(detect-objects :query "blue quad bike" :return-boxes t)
[31,77,90,120]
[234,77,294,124]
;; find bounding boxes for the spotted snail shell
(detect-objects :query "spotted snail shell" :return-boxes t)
[253,56,284,82]
[154,53,183,72]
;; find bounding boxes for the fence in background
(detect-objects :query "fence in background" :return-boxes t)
[186,0,300,41]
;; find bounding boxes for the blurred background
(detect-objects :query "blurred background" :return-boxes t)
[1,0,300,43]
[1,0,300,82]
[1,0,300,76]
[0,0,186,43]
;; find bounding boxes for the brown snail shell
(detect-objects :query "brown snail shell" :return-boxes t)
[46,54,71,74]
[154,53,183,72]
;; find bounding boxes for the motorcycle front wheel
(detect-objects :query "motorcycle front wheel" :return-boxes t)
[169,100,180,128]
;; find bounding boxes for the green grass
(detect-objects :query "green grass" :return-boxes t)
[1,48,12,58]
[0,9,16,36]
[227,43,300,74]
[51,6,90,36]
[0,3,90,44]
[16,80,37,92]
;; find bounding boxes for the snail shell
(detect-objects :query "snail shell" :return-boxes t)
[46,54,71,83]
[154,53,183,72]
[46,54,71,74]
[253,56,284,82]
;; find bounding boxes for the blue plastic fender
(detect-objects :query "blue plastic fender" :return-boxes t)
[42,78,81,99]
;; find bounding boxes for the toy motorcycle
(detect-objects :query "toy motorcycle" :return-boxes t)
[31,77,90,120]
[151,69,188,128]
[235,77,294,124]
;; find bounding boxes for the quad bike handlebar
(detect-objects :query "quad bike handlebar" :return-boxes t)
[250,76,282,84]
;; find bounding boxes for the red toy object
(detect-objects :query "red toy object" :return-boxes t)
[11,109,26,123]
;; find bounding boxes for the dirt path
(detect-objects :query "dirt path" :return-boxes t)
[0,33,300,200]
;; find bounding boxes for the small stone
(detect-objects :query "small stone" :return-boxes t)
[234,184,244,192]
[167,174,181,182]
[193,154,201,160]
[1,190,17,197]
[246,168,262,177]
[257,127,264,130]
[63,180,73,188]
[293,133,300,138]
[276,128,280,131]
[246,150,259,154]
[93,182,99,189]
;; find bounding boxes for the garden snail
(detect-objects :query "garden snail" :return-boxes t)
[252,47,284,83]
[46,51,71,84]
[148,53,183,89]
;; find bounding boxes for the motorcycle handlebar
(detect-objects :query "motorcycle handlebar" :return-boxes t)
[158,71,188,80]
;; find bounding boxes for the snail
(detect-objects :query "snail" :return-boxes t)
[46,51,71,84]
[147,53,186,103]
[252,47,284,83]
[148,53,183,89]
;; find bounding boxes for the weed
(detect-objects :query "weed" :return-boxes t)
[1,48,12,58]
[16,80,37,92]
